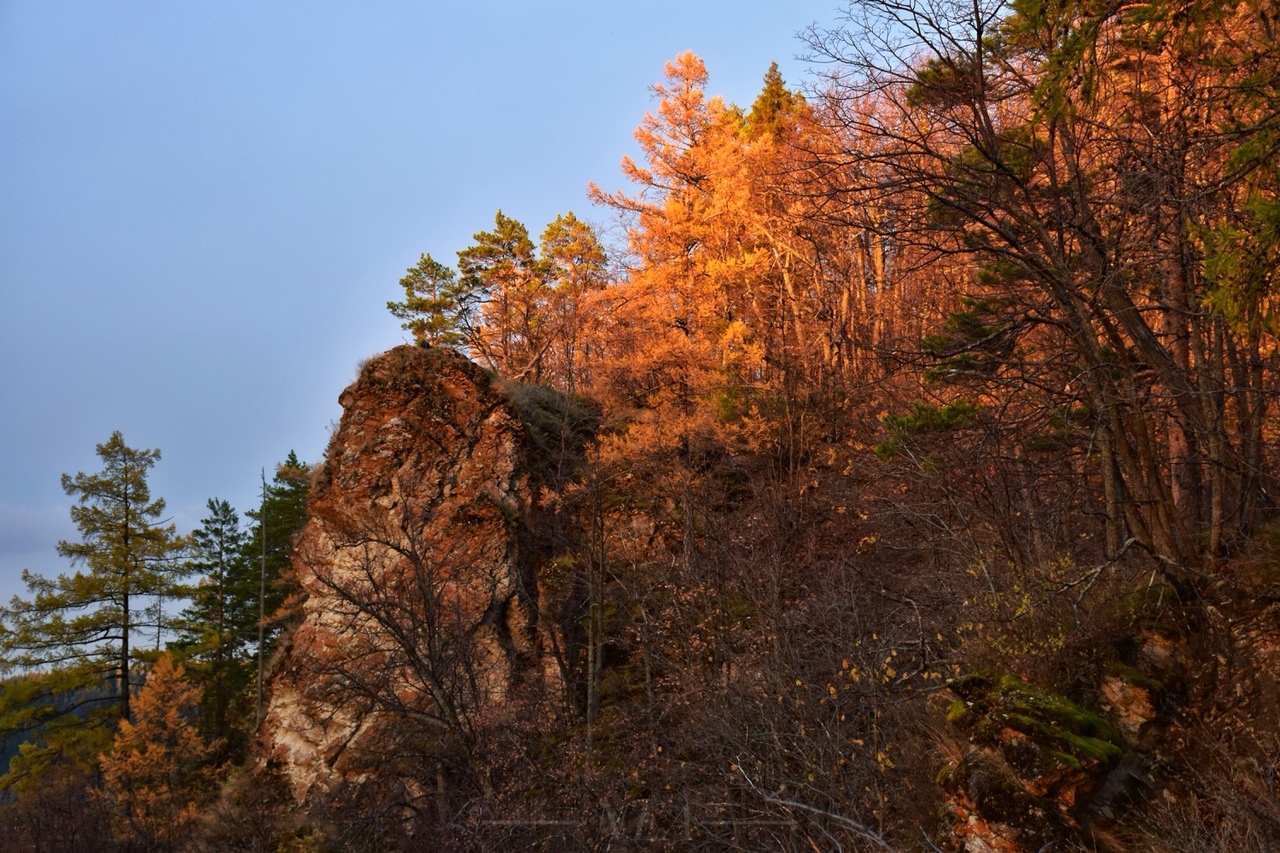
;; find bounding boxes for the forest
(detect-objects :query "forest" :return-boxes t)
[3,0,1280,849]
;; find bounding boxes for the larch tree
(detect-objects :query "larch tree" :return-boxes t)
[539,211,610,395]
[0,431,186,790]
[98,653,216,851]
[587,52,848,462]
[587,52,743,426]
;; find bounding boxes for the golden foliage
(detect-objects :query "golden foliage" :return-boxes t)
[98,653,217,851]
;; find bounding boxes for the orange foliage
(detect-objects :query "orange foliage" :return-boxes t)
[98,653,216,851]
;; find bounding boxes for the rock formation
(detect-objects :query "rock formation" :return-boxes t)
[259,345,554,802]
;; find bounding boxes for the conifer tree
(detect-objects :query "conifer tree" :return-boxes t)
[539,211,609,394]
[458,210,551,380]
[387,253,477,349]
[99,653,215,850]
[169,457,310,755]
[745,61,804,140]
[175,498,253,749]
[0,432,186,789]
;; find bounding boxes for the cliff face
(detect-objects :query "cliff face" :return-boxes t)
[259,345,546,801]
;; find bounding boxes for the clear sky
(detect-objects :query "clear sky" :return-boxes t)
[0,1,837,604]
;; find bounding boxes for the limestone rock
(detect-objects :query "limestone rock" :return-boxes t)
[259,345,546,802]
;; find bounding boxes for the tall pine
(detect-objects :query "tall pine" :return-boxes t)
[175,498,253,751]
[243,454,312,660]
[387,253,478,349]
[0,432,186,789]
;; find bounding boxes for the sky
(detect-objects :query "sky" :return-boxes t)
[0,1,839,605]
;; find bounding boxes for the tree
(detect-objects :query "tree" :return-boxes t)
[169,457,311,764]
[99,653,216,851]
[802,0,1280,568]
[0,431,185,790]
[539,212,609,395]
[745,61,805,141]
[387,253,478,349]
[175,498,253,750]
[587,52,751,432]
[458,210,552,380]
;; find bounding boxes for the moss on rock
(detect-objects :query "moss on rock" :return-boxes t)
[949,671,1122,768]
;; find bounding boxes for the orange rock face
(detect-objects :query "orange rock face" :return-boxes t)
[259,346,544,801]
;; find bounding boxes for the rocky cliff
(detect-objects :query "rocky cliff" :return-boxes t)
[259,345,568,803]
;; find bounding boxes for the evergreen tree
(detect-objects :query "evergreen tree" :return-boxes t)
[540,212,609,394]
[175,498,253,749]
[242,453,312,657]
[0,432,186,790]
[745,61,804,140]
[458,210,550,379]
[387,253,478,349]
[169,458,310,754]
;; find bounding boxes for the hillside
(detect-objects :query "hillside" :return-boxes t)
[231,344,1279,851]
[3,1,1279,850]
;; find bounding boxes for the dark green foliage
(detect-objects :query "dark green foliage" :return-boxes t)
[540,212,608,291]
[458,210,550,380]
[0,675,116,791]
[1203,190,1280,335]
[745,62,805,140]
[907,52,986,112]
[174,498,255,753]
[171,455,311,762]
[874,401,980,459]
[457,210,540,291]
[885,401,980,433]
[179,500,252,657]
[923,295,1021,381]
[387,253,477,348]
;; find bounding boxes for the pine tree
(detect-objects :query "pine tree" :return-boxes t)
[0,432,186,790]
[175,498,253,750]
[458,210,551,380]
[387,253,478,349]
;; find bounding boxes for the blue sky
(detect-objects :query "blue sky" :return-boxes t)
[0,1,837,603]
